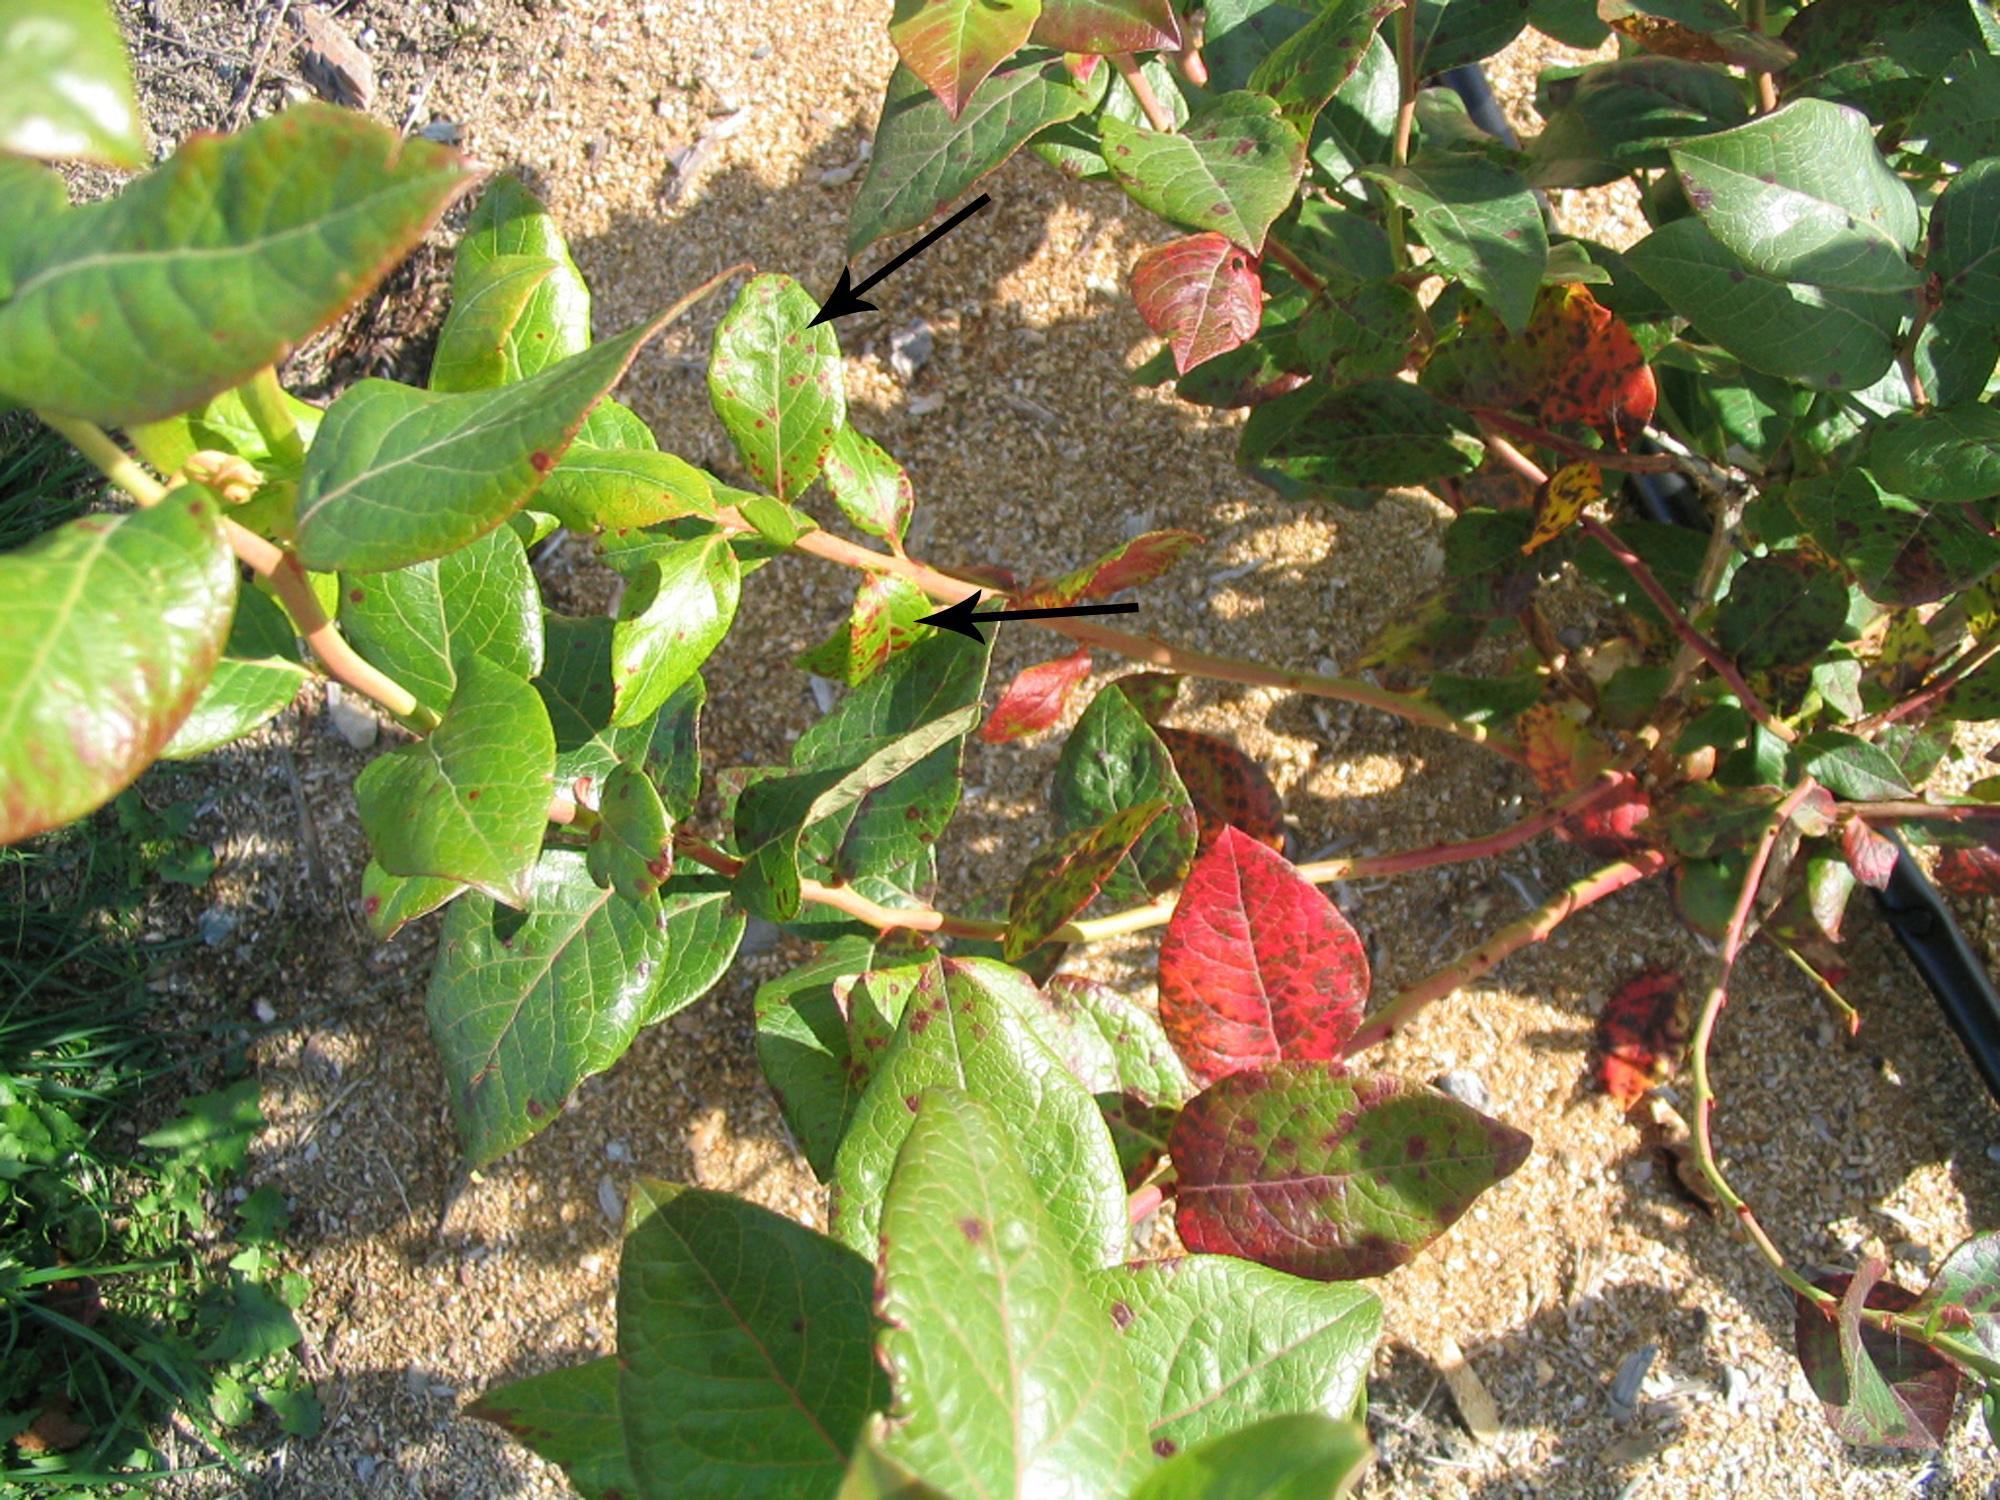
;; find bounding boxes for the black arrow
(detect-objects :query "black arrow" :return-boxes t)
[809,194,992,326]
[918,591,1140,644]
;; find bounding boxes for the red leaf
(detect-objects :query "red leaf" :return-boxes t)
[1793,1263,1961,1449]
[889,0,1040,117]
[1130,233,1264,375]
[979,650,1094,742]
[1157,726,1285,852]
[1017,530,1205,609]
[1158,826,1369,1083]
[1033,0,1182,54]
[1843,818,1899,890]
[1563,771,1654,858]
[1939,845,2000,898]
[1591,966,1687,1109]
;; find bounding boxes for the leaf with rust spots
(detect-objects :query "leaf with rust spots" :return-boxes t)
[796,573,933,686]
[1794,1261,1960,1449]
[1017,529,1206,609]
[981,650,1094,742]
[1939,846,2000,898]
[1715,552,1850,669]
[1113,672,1184,724]
[1006,800,1169,958]
[584,763,675,901]
[1158,827,1369,1083]
[1155,727,1285,853]
[1131,233,1264,375]
[1843,818,1899,890]
[1601,0,1794,70]
[1052,683,1198,903]
[1033,0,1181,54]
[889,0,1042,118]
[1170,1061,1532,1279]
[1790,469,2000,608]
[1591,966,1687,1109]
[1524,461,1602,555]
[1519,702,1606,796]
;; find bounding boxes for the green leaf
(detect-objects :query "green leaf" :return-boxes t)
[821,425,915,547]
[427,850,667,1163]
[1296,279,1422,384]
[647,871,746,1027]
[1239,377,1485,489]
[470,1357,636,1500]
[355,656,555,906]
[295,312,676,573]
[1625,217,1907,390]
[1095,1256,1379,1451]
[1101,92,1307,253]
[611,532,742,729]
[1526,57,1746,190]
[1866,405,2000,503]
[360,861,464,940]
[1790,468,2000,607]
[833,958,1128,1271]
[1714,553,1847,670]
[585,763,674,901]
[617,1182,888,1499]
[754,936,880,1181]
[161,586,311,759]
[1797,730,1915,803]
[429,256,563,392]
[796,573,934,686]
[339,524,543,720]
[203,1276,302,1365]
[451,175,592,381]
[837,1429,948,1500]
[875,1089,1151,1496]
[1249,0,1400,129]
[0,104,468,424]
[1911,1231,2000,1363]
[1127,1413,1372,1499]
[536,615,655,790]
[1410,0,1534,73]
[0,0,143,166]
[1052,683,1198,905]
[535,446,717,534]
[139,1077,262,1173]
[1022,973,1193,1108]
[1006,801,1167,959]
[1367,154,1548,332]
[1670,99,1918,294]
[890,0,1042,117]
[0,486,236,843]
[1911,47,2000,166]
[851,55,1104,254]
[707,274,846,502]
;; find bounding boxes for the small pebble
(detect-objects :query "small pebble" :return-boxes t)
[597,1175,623,1228]
[1984,1141,2000,1163]
[1609,1343,1657,1418]
[889,320,934,381]
[416,119,462,144]
[906,392,945,417]
[605,1138,632,1164]
[326,684,379,749]
[254,998,277,1024]
[1435,1069,1491,1113]
[200,908,239,947]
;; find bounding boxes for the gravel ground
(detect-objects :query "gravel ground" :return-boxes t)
[90,1,2000,1494]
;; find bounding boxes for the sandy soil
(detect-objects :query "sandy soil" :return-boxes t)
[97,1,2000,1495]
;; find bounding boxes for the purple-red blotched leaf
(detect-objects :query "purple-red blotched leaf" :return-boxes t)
[1158,827,1369,1083]
[1156,726,1286,853]
[980,650,1094,742]
[1939,846,2000,899]
[1170,1061,1532,1279]
[1843,818,1899,890]
[1793,1262,1961,1449]
[1130,233,1265,375]
[1006,800,1168,959]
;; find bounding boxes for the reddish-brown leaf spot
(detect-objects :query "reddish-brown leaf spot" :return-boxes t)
[1842,818,1898,890]
[1130,232,1265,375]
[1156,726,1284,852]
[1016,530,1205,610]
[1793,1262,1960,1449]
[979,650,1093,743]
[1591,966,1687,1109]
[1158,826,1368,1083]
[1170,1061,1532,1279]
[1006,800,1168,959]
[1938,845,2000,898]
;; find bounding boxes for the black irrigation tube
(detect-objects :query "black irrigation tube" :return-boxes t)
[1438,62,2000,1104]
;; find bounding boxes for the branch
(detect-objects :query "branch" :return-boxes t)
[1744,0,1778,114]
[240,366,307,468]
[1341,849,1670,1056]
[1111,52,1175,132]
[1475,409,1681,474]
[671,835,1005,940]
[1258,237,1325,296]
[734,509,1525,760]
[1387,0,1418,271]
[1838,799,2000,826]
[1855,635,2000,735]
[35,410,168,506]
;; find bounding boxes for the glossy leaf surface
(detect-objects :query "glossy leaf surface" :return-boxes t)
[1,0,144,166]
[980,650,1094,742]
[1131,233,1264,375]
[1367,155,1547,332]
[1126,1413,1371,1499]
[708,274,846,503]
[754,936,881,1181]
[469,1357,635,1500]
[1051,683,1198,904]
[611,533,742,728]
[890,0,1041,118]
[1101,91,1306,253]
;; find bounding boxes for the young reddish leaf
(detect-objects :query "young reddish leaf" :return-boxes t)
[1158,827,1369,1083]
[1939,846,2000,898]
[1006,800,1168,959]
[1018,530,1205,609]
[980,650,1094,742]
[1591,966,1687,1109]
[1843,818,1899,890]
[1565,772,1655,857]
[1033,0,1181,54]
[1170,1061,1532,1279]
[1793,1263,1960,1449]
[1156,726,1285,852]
[890,0,1042,119]
[1520,703,1653,854]
[1131,233,1265,376]
[1522,461,1603,555]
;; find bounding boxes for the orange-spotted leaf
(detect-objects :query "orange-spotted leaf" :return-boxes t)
[1600,2,1793,71]
[1017,529,1205,609]
[1520,702,1603,795]
[1131,233,1265,375]
[980,650,1094,742]
[1169,1060,1533,1279]
[1157,726,1285,852]
[1939,846,2000,898]
[1592,966,1687,1109]
[1523,461,1602,554]
[1843,818,1899,890]
[1158,826,1368,1083]
[1006,800,1167,959]
[890,0,1042,118]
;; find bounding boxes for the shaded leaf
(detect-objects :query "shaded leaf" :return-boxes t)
[584,763,674,902]
[1006,801,1167,959]
[1156,726,1286,853]
[1592,966,1686,1108]
[1239,377,1485,489]
[1170,1061,1531,1279]
[1526,56,1745,189]
[1052,683,1198,904]
[980,650,1094,742]
[1793,1263,1960,1449]
[1366,154,1548,332]
[1843,817,1899,890]
[1410,0,1534,73]
[1938,846,2000,898]
[1714,552,1847,669]
[1866,406,2000,505]
[707,273,846,503]
[161,586,311,760]
[1793,470,2000,608]
[1799,731,1913,803]
[1101,91,1307,254]
[1926,159,2000,406]
[1250,0,1400,128]
[753,936,880,1181]
[1295,278,1422,385]
[890,0,1042,118]
[469,1357,635,1500]
[1131,233,1264,375]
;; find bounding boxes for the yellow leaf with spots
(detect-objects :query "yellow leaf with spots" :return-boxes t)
[1523,461,1602,554]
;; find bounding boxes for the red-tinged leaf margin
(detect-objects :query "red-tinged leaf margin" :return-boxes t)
[1169,1061,1533,1280]
[1018,530,1205,609]
[980,651,1094,742]
[1130,233,1265,376]
[1157,826,1369,1084]
[1843,818,1899,890]
[1793,1263,1961,1450]
[1005,800,1168,959]
[1591,966,1687,1109]
[1033,0,1182,55]
[1156,726,1285,852]
[889,0,1042,119]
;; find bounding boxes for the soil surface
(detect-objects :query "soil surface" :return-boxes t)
[97,2,2000,1495]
